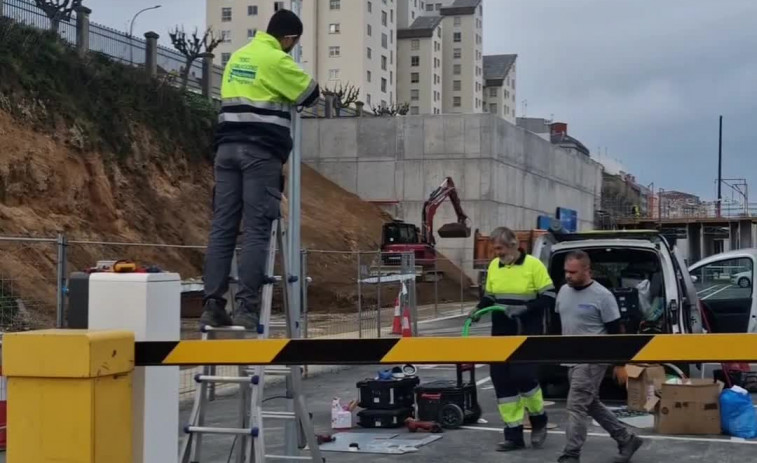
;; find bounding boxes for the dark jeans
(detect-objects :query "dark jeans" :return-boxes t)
[203,142,283,314]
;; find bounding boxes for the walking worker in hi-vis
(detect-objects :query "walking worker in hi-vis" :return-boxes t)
[472,226,556,451]
[200,9,320,330]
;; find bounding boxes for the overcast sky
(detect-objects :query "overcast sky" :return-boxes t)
[86,0,757,200]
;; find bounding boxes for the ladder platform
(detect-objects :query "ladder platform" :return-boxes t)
[185,425,255,436]
[265,455,315,461]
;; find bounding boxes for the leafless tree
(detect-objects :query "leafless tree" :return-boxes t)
[168,26,223,90]
[370,101,410,117]
[323,82,360,115]
[35,0,82,33]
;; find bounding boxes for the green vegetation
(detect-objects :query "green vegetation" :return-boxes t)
[0,18,216,161]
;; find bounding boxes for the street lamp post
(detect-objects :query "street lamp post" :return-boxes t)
[130,4,161,65]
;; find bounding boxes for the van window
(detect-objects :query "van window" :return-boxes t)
[691,257,753,332]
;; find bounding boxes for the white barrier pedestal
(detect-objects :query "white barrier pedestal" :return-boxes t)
[88,272,180,463]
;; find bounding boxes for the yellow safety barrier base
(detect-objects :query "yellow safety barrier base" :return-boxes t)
[135,333,757,366]
[3,329,134,463]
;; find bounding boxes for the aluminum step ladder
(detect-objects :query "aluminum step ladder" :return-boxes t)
[179,217,324,463]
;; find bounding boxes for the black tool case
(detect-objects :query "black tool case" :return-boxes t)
[414,365,482,428]
[356,407,414,428]
[356,376,420,410]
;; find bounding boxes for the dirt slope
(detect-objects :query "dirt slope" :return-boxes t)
[0,109,474,328]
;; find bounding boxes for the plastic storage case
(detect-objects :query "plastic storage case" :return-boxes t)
[357,407,414,428]
[356,376,420,410]
[414,365,482,428]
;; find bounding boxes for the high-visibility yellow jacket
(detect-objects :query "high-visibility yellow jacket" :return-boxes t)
[484,251,556,335]
[214,31,320,160]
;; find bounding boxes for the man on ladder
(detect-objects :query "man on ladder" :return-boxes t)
[200,8,320,329]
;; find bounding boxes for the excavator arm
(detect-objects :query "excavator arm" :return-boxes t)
[421,177,471,247]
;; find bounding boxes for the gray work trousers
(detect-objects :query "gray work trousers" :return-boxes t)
[563,364,632,457]
[203,142,283,314]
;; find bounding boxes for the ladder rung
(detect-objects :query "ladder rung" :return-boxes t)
[194,375,253,384]
[264,366,294,375]
[201,325,260,333]
[265,455,313,461]
[185,425,253,436]
[260,411,296,420]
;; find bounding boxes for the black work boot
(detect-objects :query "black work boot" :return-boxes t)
[529,413,548,448]
[614,435,643,463]
[199,299,232,328]
[497,426,526,452]
[232,304,260,330]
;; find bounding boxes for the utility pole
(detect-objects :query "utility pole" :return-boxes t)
[716,115,723,217]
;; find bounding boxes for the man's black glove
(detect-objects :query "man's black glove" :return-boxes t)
[469,295,495,322]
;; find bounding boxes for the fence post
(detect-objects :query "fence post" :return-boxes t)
[376,250,382,338]
[324,94,334,118]
[201,52,214,99]
[55,233,68,328]
[355,101,364,117]
[357,252,363,339]
[144,31,159,77]
[75,6,91,58]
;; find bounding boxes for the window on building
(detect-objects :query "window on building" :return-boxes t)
[453,32,461,42]
[453,80,461,91]
[435,2,441,9]
[381,78,387,92]
[221,7,232,21]
[367,47,372,59]
[512,108,515,116]
[490,103,497,113]
[437,27,441,38]
[454,16,461,26]
[390,29,393,44]
[453,96,461,107]
[248,5,258,15]
[391,50,394,64]
[329,46,341,57]
[512,78,516,90]
[382,33,388,48]
[453,64,461,75]
[411,89,419,100]
[411,56,419,66]
[247,28,257,38]
[390,70,393,83]
[367,24,372,36]
[330,0,340,9]
[382,10,387,26]
[329,23,340,34]
[453,48,461,59]
[425,3,433,11]
[410,106,419,115]
[411,72,419,83]
[329,69,340,79]
[476,34,481,44]
[274,1,284,11]
[221,52,231,65]
[381,55,387,70]
[411,39,420,50]
[412,11,415,19]
[367,70,372,82]
[391,9,394,22]
[505,105,509,114]
[490,87,497,97]
[221,30,232,42]
[368,1,372,12]
[367,94,372,105]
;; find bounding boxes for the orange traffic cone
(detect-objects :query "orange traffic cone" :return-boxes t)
[391,296,402,334]
[401,307,413,337]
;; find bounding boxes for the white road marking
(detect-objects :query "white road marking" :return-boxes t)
[459,426,757,445]
[476,376,491,386]
[697,284,724,296]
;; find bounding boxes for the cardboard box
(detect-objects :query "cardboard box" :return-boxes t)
[625,364,666,412]
[645,380,722,435]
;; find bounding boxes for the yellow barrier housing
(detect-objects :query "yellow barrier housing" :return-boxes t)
[3,329,134,463]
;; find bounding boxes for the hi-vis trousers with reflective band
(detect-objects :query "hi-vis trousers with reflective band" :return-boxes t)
[490,362,547,441]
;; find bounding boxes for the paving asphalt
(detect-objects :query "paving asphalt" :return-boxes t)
[178,314,757,463]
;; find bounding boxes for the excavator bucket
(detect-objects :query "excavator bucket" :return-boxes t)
[437,222,471,238]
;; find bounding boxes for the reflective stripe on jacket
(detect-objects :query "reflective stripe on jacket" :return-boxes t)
[214,31,320,159]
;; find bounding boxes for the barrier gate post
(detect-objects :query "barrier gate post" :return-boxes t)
[3,329,134,463]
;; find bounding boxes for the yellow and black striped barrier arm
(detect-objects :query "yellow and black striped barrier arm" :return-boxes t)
[135,333,757,366]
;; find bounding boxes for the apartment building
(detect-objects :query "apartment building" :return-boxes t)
[397,16,444,115]
[397,0,428,29]
[439,0,484,114]
[206,0,398,109]
[483,54,517,124]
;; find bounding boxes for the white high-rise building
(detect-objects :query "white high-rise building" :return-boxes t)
[207,0,398,109]
[483,54,518,124]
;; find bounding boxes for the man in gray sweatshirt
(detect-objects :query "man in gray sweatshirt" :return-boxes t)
[555,250,644,463]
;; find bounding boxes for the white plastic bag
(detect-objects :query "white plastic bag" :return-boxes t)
[636,280,653,319]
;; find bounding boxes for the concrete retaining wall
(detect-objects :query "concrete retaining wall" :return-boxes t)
[302,113,603,279]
